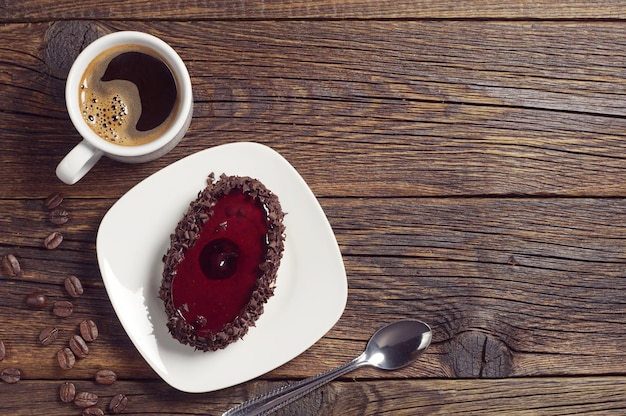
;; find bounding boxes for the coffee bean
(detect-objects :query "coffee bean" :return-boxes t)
[69,334,89,359]
[53,300,74,318]
[79,319,99,342]
[0,340,5,361]
[108,393,128,414]
[1,368,21,384]
[74,391,99,408]
[57,347,76,370]
[94,369,116,385]
[49,208,69,225]
[1,253,21,276]
[82,407,104,416]
[43,231,63,250]
[25,292,47,309]
[64,275,84,298]
[39,326,59,346]
[59,381,76,403]
[44,192,64,210]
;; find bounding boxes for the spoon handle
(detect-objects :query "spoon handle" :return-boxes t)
[222,354,367,416]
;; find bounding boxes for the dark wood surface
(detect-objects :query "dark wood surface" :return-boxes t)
[2,2,626,415]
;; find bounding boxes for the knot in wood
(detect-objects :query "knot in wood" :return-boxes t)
[43,21,105,79]
[449,330,513,378]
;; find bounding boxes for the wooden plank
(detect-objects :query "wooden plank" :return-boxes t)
[3,1,624,415]
[327,196,626,377]
[3,21,626,198]
[0,378,624,415]
[2,197,625,379]
[4,0,626,21]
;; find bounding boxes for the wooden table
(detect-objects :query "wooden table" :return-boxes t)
[2,1,626,414]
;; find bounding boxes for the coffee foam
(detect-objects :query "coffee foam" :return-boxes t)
[78,46,175,146]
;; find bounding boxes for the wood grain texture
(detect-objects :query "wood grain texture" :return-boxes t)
[0,378,624,415]
[4,0,626,20]
[2,1,626,414]
[4,21,626,198]
[2,198,625,380]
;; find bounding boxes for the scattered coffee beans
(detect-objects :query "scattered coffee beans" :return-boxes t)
[44,192,64,210]
[43,231,63,250]
[1,253,20,276]
[22,193,129,411]
[49,208,70,225]
[69,334,89,359]
[57,347,76,370]
[82,407,104,416]
[79,319,99,342]
[25,292,47,309]
[74,391,99,408]
[39,326,59,346]
[109,393,128,414]
[1,367,21,384]
[94,369,117,385]
[53,300,74,318]
[64,275,84,298]
[59,381,76,403]
[0,340,5,361]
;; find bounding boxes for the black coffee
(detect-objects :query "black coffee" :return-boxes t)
[79,45,178,146]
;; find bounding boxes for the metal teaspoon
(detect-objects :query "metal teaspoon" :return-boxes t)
[222,319,432,416]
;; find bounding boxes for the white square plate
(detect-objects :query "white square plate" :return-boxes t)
[96,142,347,393]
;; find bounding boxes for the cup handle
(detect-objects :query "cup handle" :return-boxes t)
[56,140,104,185]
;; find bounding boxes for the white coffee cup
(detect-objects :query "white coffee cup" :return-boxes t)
[56,31,193,185]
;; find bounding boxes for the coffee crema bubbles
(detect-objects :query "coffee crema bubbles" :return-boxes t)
[79,45,178,146]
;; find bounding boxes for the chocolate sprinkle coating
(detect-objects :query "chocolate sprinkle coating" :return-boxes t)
[159,173,286,351]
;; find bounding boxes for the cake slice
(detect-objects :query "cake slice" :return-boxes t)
[160,173,285,351]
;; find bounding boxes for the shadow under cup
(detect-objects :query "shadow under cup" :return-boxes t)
[58,31,193,184]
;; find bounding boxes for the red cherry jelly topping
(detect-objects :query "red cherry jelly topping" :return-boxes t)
[171,190,269,335]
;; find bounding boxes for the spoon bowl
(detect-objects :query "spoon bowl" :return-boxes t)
[363,319,432,370]
[223,319,432,416]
